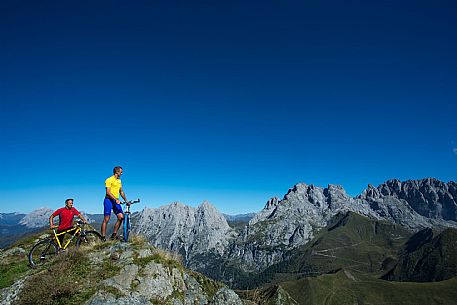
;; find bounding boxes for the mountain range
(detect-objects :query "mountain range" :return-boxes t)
[130,178,457,284]
[1,177,457,304]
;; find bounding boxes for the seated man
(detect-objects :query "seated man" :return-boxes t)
[49,198,88,247]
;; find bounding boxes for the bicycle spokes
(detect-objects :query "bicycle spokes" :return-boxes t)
[29,240,58,267]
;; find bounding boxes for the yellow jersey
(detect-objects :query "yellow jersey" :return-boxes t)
[105,175,122,199]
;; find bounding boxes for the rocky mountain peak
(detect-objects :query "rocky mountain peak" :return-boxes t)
[133,201,235,262]
[359,184,381,198]
[283,183,323,206]
[325,184,351,207]
[197,200,218,215]
[284,183,309,198]
[19,207,53,228]
[168,201,188,211]
[327,184,345,191]
[195,201,232,231]
[248,197,281,226]
[359,178,457,221]
[264,197,280,209]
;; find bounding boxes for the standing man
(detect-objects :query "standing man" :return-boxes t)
[49,198,88,247]
[101,166,128,241]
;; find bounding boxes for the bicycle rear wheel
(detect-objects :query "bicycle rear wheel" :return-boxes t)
[29,239,58,268]
[123,214,130,242]
[76,230,102,248]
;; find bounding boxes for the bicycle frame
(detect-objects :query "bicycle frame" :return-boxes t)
[29,221,102,268]
[52,226,82,249]
[124,206,131,242]
[122,198,140,242]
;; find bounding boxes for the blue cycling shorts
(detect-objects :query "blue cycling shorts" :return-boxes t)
[103,197,123,216]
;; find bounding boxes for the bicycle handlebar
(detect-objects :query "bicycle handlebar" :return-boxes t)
[122,198,140,205]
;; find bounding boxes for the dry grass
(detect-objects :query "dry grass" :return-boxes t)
[151,247,184,265]
[16,250,92,305]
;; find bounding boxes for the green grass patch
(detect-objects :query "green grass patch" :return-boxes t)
[14,248,124,305]
[98,259,123,279]
[0,260,29,288]
[14,249,112,305]
[134,252,183,271]
[133,253,157,267]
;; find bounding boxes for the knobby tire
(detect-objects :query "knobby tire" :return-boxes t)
[29,239,58,268]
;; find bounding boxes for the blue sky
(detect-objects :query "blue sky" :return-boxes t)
[1,0,456,214]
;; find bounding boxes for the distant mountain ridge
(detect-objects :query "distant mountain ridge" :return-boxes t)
[222,213,255,222]
[0,213,25,225]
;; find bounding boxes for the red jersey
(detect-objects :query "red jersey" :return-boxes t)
[52,207,80,230]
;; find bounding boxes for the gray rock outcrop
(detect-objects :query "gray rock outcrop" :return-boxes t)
[210,288,243,305]
[0,278,26,305]
[84,242,241,305]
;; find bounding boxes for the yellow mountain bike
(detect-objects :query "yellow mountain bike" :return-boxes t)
[28,220,101,267]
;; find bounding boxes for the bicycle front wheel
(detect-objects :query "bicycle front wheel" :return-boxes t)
[123,215,130,242]
[29,239,58,268]
[76,230,102,248]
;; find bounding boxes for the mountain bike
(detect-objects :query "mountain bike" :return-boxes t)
[28,220,102,267]
[122,199,140,242]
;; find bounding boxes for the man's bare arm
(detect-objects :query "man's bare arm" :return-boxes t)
[120,187,128,203]
[49,215,57,229]
[78,213,88,224]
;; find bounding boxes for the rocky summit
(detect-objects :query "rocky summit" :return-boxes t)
[0,233,244,305]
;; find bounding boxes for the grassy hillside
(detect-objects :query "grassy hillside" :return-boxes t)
[383,227,457,282]
[239,270,457,305]
[238,213,457,305]
[279,270,457,305]
[236,212,412,288]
